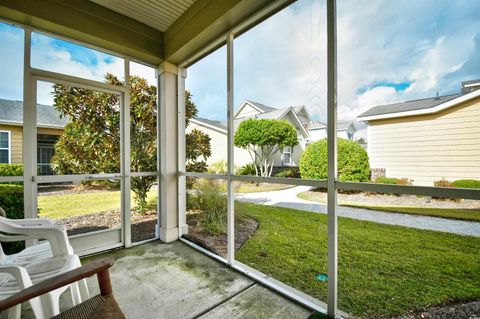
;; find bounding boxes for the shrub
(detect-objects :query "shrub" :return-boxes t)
[374,176,413,185]
[275,169,300,179]
[236,163,257,176]
[0,184,25,254]
[0,184,24,219]
[451,179,480,189]
[0,164,23,183]
[434,178,452,188]
[191,179,227,235]
[207,160,228,174]
[234,119,298,177]
[300,138,370,182]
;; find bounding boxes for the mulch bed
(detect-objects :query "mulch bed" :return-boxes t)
[183,214,259,257]
[395,300,480,319]
[55,209,157,242]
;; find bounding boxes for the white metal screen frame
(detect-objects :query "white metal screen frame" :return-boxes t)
[177,0,480,317]
[2,25,163,255]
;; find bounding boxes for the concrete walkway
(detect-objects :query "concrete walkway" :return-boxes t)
[20,242,314,319]
[236,186,480,237]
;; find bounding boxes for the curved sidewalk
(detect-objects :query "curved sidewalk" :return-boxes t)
[236,186,480,237]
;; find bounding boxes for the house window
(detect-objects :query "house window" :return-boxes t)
[283,146,292,166]
[0,131,10,164]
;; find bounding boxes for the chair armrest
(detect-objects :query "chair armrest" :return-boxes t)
[0,264,32,289]
[5,218,55,228]
[0,257,114,311]
[0,223,72,255]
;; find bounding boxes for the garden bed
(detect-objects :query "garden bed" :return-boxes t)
[55,209,157,242]
[183,212,259,257]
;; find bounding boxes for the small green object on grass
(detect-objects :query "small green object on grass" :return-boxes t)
[315,273,328,282]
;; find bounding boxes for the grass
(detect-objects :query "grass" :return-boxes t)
[235,201,480,318]
[38,188,157,219]
[298,191,480,222]
[235,182,292,193]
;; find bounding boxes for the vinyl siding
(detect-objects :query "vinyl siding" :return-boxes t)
[367,98,480,186]
[0,125,22,164]
[0,124,63,164]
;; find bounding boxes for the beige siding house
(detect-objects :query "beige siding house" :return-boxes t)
[0,99,66,174]
[358,80,480,186]
[188,100,312,168]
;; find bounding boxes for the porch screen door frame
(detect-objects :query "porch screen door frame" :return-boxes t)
[25,69,130,256]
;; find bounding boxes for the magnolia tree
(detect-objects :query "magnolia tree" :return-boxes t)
[234,119,298,177]
[51,74,210,212]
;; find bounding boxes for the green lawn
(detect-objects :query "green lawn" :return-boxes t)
[298,191,480,222]
[235,202,480,318]
[38,189,157,219]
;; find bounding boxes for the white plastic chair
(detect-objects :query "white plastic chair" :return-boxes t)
[0,212,89,318]
[0,255,82,319]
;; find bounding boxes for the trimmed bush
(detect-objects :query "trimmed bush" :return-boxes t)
[300,138,370,182]
[0,184,25,254]
[451,179,480,189]
[0,164,23,177]
[236,163,257,176]
[375,176,413,185]
[0,184,24,219]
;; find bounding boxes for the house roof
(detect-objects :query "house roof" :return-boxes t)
[191,117,227,132]
[0,99,68,128]
[244,100,277,113]
[357,93,463,119]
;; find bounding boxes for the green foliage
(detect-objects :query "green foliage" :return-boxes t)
[0,164,23,177]
[374,176,413,185]
[190,179,226,235]
[275,168,300,178]
[0,184,24,219]
[185,91,211,175]
[207,160,227,174]
[234,119,298,177]
[0,183,25,254]
[235,163,257,176]
[51,74,210,212]
[300,138,370,182]
[451,179,480,189]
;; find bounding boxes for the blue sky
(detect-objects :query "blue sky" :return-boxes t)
[1,0,480,126]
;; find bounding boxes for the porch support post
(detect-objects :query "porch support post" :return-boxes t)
[177,67,188,237]
[327,0,338,317]
[158,61,179,243]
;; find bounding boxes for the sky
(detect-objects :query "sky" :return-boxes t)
[0,23,157,106]
[1,0,480,129]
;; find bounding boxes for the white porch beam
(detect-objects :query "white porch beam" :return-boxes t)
[158,61,180,242]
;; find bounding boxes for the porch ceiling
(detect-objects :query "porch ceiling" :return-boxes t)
[88,0,198,32]
[0,0,290,66]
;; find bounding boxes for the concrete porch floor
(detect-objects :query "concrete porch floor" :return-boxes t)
[23,241,315,318]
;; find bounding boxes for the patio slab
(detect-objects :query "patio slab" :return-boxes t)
[199,284,311,319]
[18,241,312,319]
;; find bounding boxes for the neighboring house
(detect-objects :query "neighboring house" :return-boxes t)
[308,121,357,142]
[0,98,67,175]
[357,80,480,186]
[187,100,312,168]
